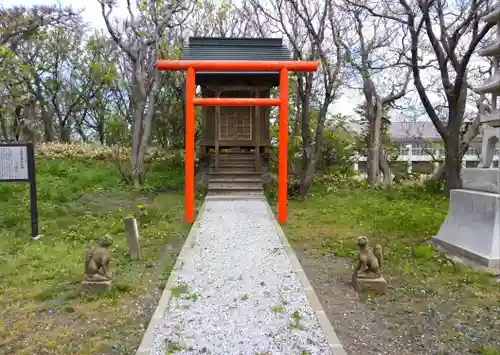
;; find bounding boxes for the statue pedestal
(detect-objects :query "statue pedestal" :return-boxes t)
[432,188,500,268]
[81,280,112,293]
[351,275,388,294]
[462,168,500,193]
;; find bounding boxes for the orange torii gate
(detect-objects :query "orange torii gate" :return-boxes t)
[156,60,319,224]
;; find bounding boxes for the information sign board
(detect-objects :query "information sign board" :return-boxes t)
[0,143,38,239]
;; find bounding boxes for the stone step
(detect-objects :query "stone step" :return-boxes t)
[209,177,263,183]
[214,154,256,161]
[209,171,262,176]
[205,191,265,199]
[211,161,256,167]
[210,166,255,173]
[208,188,263,196]
[210,153,255,160]
[208,185,262,191]
[208,181,263,190]
[209,172,263,179]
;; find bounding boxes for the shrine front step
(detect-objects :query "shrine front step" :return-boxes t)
[209,166,256,173]
[209,171,263,180]
[205,190,265,199]
[213,161,256,168]
[208,181,263,191]
[209,152,255,160]
[217,154,256,161]
[209,176,263,183]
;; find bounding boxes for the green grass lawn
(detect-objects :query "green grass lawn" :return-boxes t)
[282,185,496,291]
[2,152,498,354]
[0,155,198,355]
[278,185,499,354]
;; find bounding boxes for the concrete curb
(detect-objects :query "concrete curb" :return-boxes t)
[136,200,346,355]
[264,202,347,355]
[135,203,207,355]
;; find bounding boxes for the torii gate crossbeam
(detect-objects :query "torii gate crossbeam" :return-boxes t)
[156,60,319,224]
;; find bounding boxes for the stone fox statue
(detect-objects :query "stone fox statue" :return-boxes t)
[84,236,113,282]
[354,236,383,279]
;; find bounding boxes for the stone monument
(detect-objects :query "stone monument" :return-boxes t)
[351,236,388,294]
[432,6,500,269]
[82,235,114,292]
[124,216,141,261]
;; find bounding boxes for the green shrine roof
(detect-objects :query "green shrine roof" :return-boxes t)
[181,37,292,76]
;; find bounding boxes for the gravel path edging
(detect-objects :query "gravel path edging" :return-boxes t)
[135,203,208,355]
[263,202,347,355]
[136,199,347,355]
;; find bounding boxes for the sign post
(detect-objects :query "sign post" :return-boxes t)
[0,143,38,239]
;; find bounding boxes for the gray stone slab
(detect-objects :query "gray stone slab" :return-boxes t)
[462,168,500,194]
[434,189,500,268]
[124,216,141,260]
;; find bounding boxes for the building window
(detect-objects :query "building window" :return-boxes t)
[466,146,478,156]
[412,145,424,155]
[219,107,252,141]
[399,143,441,156]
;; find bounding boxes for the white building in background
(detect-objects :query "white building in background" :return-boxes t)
[354,121,498,174]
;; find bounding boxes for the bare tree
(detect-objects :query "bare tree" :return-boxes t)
[99,0,192,185]
[350,0,495,194]
[0,5,78,54]
[0,5,78,142]
[250,0,347,195]
[188,0,255,38]
[340,5,411,185]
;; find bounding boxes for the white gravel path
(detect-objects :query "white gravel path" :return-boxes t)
[151,199,332,355]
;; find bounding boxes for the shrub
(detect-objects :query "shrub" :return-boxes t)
[35,142,189,167]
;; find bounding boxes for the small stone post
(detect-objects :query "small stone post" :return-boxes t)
[124,216,141,260]
[406,144,413,174]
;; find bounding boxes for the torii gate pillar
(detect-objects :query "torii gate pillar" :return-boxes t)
[157,60,319,224]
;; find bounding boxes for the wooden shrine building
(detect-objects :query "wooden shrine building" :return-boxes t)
[180,37,292,193]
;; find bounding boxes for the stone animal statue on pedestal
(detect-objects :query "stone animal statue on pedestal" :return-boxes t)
[84,236,113,282]
[354,236,383,279]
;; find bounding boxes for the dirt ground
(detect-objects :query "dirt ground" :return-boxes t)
[294,249,500,355]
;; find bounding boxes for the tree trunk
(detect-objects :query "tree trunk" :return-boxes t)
[430,114,480,182]
[442,75,469,194]
[292,80,301,136]
[76,125,87,142]
[43,111,55,142]
[299,82,313,196]
[128,60,158,187]
[444,132,462,194]
[366,146,379,185]
[430,161,446,180]
[298,155,316,196]
[299,113,329,195]
[0,111,9,141]
[98,117,105,145]
[136,72,158,185]
[366,100,383,185]
[379,149,392,185]
[130,101,145,187]
[60,124,71,143]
